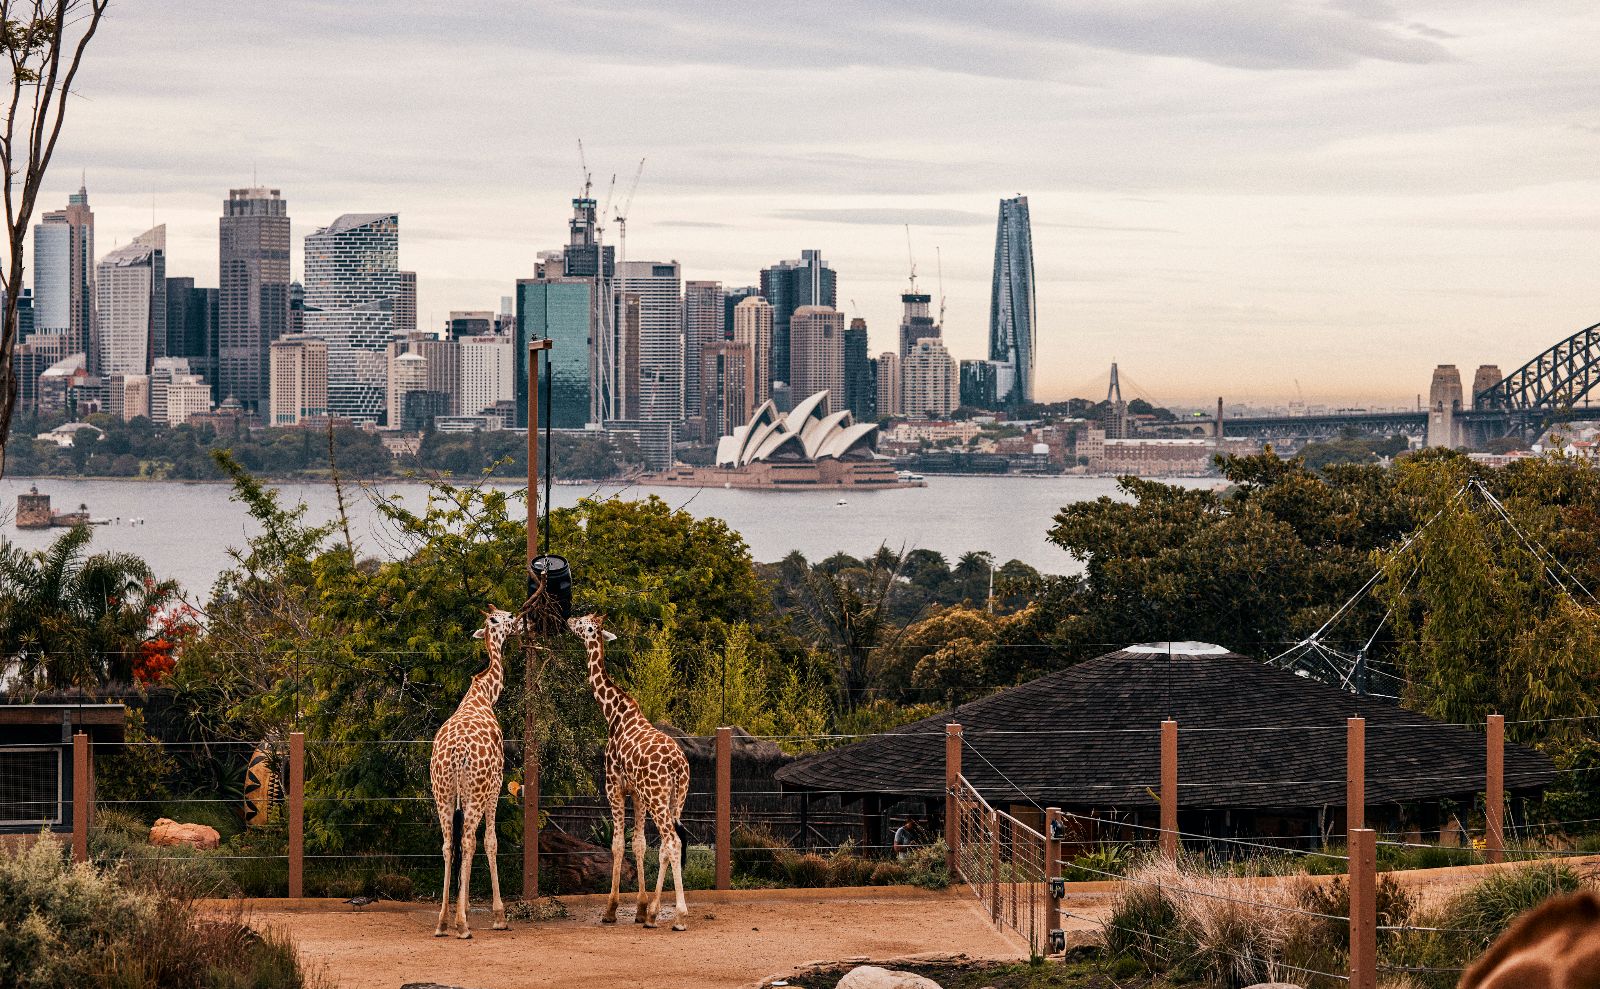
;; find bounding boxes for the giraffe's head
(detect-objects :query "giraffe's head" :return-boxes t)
[472,606,528,645]
[567,613,617,643]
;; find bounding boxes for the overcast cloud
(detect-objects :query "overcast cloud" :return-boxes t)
[43,0,1600,404]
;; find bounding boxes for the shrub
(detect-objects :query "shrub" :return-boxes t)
[902,839,950,889]
[372,871,416,900]
[782,852,831,888]
[1104,873,1190,974]
[731,824,786,881]
[825,840,875,887]
[869,861,910,885]
[89,812,235,899]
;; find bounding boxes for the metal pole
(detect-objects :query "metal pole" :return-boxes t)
[945,723,963,874]
[990,808,1001,921]
[71,732,88,863]
[1160,720,1178,860]
[1347,716,1365,833]
[1349,828,1377,989]
[524,337,552,901]
[1486,713,1505,864]
[288,731,304,899]
[715,726,732,890]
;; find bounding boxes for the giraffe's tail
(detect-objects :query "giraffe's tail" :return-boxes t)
[674,821,690,872]
[448,805,465,879]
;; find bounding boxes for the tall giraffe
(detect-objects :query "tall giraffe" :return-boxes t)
[569,613,692,930]
[430,606,522,938]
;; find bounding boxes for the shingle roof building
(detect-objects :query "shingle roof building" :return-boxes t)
[777,642,1554,831]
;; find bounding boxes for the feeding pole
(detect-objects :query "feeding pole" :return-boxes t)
[524,337,553,900]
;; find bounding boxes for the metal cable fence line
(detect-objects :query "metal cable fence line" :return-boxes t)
[1052,810,1350,861]
[1063,910,1353,984]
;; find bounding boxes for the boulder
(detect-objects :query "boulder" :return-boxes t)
[836,966,943,989]
[540,828,637,893]
[149,818,220,850]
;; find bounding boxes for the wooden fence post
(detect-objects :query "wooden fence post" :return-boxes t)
[715,726,732,890]
[945,723,962,875]
[288,731,304,899]
[523,734,539,900]
[990,808,1001,921]
[1486,713,1504,864]
[1347,716,1365,833]
[1044,807,1063,950]
[71,732,88,864]
[1160,720,1178,859]
[1348,828,1377,989]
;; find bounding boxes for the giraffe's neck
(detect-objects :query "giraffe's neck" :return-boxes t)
[585,637,640,733]
[463,633,506,711]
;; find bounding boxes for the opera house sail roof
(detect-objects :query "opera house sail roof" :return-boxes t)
[715,390,878,468]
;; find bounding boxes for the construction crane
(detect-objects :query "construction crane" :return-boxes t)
[613,158,646,267]
[577,139,592,199]
[935,246,947,328]
[903,224,918,292]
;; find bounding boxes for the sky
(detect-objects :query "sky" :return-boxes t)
[39,0,1600,407]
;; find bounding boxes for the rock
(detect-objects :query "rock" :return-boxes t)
[539,829,636,893]
[149,818,220,850]
[835,966,944,989]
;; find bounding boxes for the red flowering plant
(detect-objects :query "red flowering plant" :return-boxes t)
[133,602,201,686]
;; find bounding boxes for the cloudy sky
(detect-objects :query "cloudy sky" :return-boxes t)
[45,0,1600,406]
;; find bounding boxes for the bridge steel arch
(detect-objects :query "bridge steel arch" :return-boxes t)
[1475,320,1600,411]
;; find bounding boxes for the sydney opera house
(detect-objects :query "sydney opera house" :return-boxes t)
[648,391,904,489]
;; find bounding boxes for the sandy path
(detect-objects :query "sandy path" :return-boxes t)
[249,887,1025,989]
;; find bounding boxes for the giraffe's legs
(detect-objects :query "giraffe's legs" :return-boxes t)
[665,815,688,931]
[455,806,483,938]
[433,803,454,938]
[645,803,671,928]
[603,779,626,923]
[482,803,506,930]
[632,792,649,923]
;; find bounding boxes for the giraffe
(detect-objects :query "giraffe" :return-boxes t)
[569,613,692,930]
[1459,889,1600,989]
[430,605,522,938]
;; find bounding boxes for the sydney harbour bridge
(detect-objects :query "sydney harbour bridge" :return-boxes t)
[1219,320,1600,445]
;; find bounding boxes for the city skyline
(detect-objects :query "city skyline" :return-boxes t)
[32,1,1600,406]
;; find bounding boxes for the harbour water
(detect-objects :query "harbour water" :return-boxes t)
[0,475,1217,599]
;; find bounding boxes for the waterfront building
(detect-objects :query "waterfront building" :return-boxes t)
[164,373,214,426]
[875,351,902,417]
[902,336,959,419]
[459,333,514,417]
[760,250,835,389]
[989,195,1037,406]
[732,295,773,405]
[699,340,753,442]
[843,317,874,421]
[617,260,683,423]
[515,276,592,429]
[218,187,291,417]
[106,373,149,422]
[268,333,330,426]
[601,419,674,472]
[149,356,191,423]
[33,183,94,355]
[15,332,68,415]
[302,212,401,424]
[395,271,417,333]
[94,227,166,377]
[385,350,427,428]
[1428,364,1464,448]
[683,280,725,420]
[789,305,845,406]
[898,291,937,359]
[37,353,85,418]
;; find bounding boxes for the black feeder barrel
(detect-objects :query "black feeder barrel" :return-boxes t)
[528,554,574,631]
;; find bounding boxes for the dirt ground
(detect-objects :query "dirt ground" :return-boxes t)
[248,886,1026,989]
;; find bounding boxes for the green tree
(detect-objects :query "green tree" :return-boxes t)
[625,615,681,724]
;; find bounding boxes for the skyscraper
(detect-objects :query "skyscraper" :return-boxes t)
[386,351,427,428]
[843,316,875,419]
[875,351,902,417]
[459,333,514,418]
[903,337,959,418]
[94,226,166,376]
[732,296,772,405]
[759,250,835,388]
[682,280,724,419]
[723,286,760,340]
[617,260,683,423]
[395,271,417,334]
[898,290,936,359]
[164,277,218,383]
[218,187,290,415]
[989,195,1037,406]
[515,276,592,429]
[302,212,401,423]
[788,305,845,403]
[698,340,752,441]
[269,333,329,426]
[34,183,94,356]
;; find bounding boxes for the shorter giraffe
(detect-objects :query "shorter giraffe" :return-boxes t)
[569,613,692,930]
[430,606,523,938]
